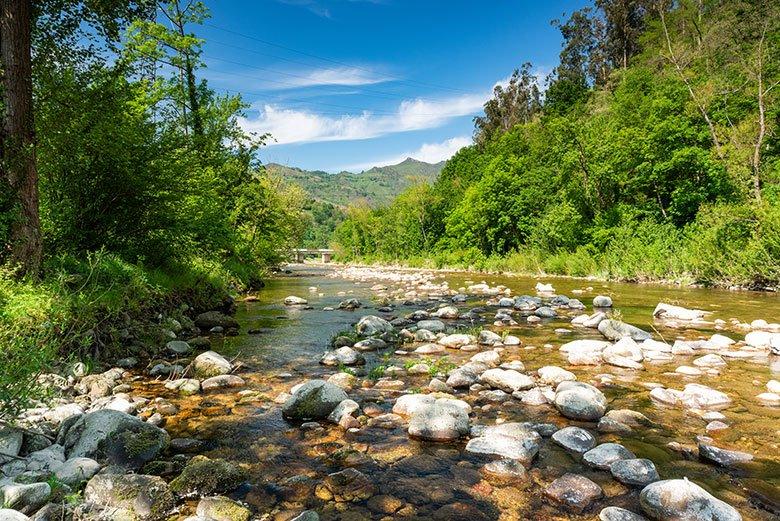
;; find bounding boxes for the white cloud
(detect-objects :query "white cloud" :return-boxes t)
[240,93,485,145]
[279,67,387,89]
[338,136,472,172]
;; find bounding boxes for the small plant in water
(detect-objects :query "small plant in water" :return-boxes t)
[611,308,624,321]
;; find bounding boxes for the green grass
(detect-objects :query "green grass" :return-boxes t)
[0,250,254,419]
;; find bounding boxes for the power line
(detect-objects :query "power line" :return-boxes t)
[202,21,474,95]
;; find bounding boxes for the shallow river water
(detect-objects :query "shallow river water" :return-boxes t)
[136,265,780,520]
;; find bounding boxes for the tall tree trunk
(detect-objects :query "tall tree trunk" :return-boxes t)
[1,0,41,276]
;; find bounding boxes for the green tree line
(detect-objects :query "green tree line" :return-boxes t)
[333,0,780,287]
[0,1,305,414]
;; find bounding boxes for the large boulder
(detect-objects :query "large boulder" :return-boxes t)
[84,474,175,521]
[356,315,393,336]
[598,319,651,342]
[639,478,741,521]
[0,510,29,521]
[53,457,101,487]
[282,380,348,420]
[56,410,169,470]
[554,382,608,421]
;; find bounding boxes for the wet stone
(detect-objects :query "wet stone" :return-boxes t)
[639,478,741,521]
[544,473,603,513]
[609,458,660,486]
[552,426,597,454]
[583,443,635,470]
[315,468,376,502]
[481,458,527,483]
[698,442,754,467]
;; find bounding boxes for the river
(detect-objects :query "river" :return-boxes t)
[138,264,780,520]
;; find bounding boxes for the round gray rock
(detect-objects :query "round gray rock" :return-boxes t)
[639,478,741,521]
[282,380,348,420]
[610,458,660,486]
[554,382,608,421]
[552,426,597,454]
[583,443,635,470]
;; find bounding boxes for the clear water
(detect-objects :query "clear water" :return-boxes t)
[135,266,780,520]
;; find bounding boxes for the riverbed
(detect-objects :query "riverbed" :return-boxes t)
[137,264,780,520]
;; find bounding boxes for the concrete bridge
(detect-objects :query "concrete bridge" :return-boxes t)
[291,248,335,263]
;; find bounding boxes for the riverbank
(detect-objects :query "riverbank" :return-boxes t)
[0,264,778,520]
[336,249,780,292]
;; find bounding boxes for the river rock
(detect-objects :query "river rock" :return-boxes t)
[195,311,238,331]
[439,334,475,348]
[328,399,360,424]
[599,507,649,521]
[356,315,393,336]
[560,339,610,355]
[84,474,174,521]
[478,330,503,345]
[393,394,435,416]
[1,483,51,514]
[544,473,603,513]
[0,510,29,521]
[196,496,251,521]
[538,366,576,385]
[315,468,375,502]
[465,423,541,465]
[201,374,245,391]
[169,455,246,497]
[593,295,613,307]
[653,303,707,321]
[598,319,651,342]
[535,306,557,318]
[284,296,308,306]
[605,337,644,361]
[610,458,659,486]
[57,410,169,470]
[698,443,754,467]
[290,512,320,521]
[165,340,192,356]
[446,365,482,388]
[417,319,446,333]
[192,351,233,378]
[320,346,365,366]
[680,384,731,409]
[408,402,470,441]
[354,338,387,351]
[282,380,348,420]
[583,443,635,470]
[479,369,535,392]
[53,457,101,487]
[471,350,501,367]
[552,426,596,453]
[554,382,607,421]
[639,478,741,521]
[481,458,527,482]
[164,378,201,395]
[432,306,459,319]
[693,354,726,367]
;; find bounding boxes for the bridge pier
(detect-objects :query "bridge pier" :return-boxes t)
[291,248,334,263]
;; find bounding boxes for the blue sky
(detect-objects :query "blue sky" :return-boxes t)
[199,1,589,172]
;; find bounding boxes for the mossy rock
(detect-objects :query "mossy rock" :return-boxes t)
[196,496,252,521]
[84,474,174,521]
[169,456,246,497]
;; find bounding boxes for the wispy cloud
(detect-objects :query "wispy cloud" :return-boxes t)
[276,67,387,89]
[339,136,471,172]
[240,92,485,145]
[276,0,332,18]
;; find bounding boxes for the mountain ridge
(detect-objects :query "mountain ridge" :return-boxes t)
[265,157,444,207]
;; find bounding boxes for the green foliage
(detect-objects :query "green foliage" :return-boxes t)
[332,1,779,288]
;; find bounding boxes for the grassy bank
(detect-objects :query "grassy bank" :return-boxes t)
[0,252,255,418]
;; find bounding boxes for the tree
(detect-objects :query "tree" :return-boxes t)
[474,63,542,144]
[597,0,650,70]
[1,0,41,275]
[1,0,154,276]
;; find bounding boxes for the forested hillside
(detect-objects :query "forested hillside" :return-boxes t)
[334,0,780,287]
[268,158,444,207]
